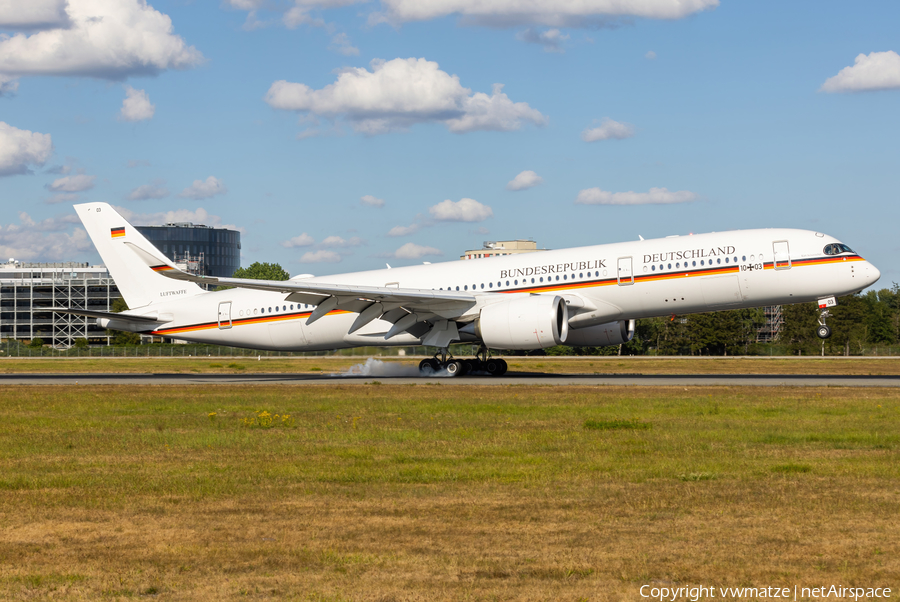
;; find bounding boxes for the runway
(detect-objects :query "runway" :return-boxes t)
[4,372,900,386]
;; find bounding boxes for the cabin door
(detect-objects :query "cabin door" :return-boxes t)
[617,257,634,285]
[217,301,232,329]
[773,240,791,270]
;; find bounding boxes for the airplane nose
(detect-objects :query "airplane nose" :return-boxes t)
[867,261,881,286]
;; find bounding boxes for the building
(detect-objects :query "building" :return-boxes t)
[135,222,241,278]
[461,239,546,260]
[0,259,119,347]
[757,306,784,342]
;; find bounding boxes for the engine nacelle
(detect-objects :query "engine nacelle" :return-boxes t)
[475,295,568,350]
[564,319,635,347]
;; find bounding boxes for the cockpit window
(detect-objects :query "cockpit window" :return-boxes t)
[824,243,854,255]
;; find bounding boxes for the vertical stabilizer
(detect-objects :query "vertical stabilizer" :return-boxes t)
[75,202,205,309]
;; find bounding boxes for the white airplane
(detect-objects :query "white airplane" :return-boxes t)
[59,202,880,376]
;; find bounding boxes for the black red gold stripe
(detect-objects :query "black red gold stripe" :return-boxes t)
[111,227,125,238]
[151,309,352,335]
[150,264,175,273]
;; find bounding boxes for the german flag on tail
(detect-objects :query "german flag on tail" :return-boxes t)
[111,227,125,238]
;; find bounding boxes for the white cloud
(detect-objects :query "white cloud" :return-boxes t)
[116,206,241,231]
[392,242,442,259]
[506,170,543,191]
[0,0,203,80]
[126,181,168,201]
[0,121,53,176]
[47,173,95,192]
[516,28,569,52]
[119,86,155,122]
[0,74,19,96]
[265,57,546,135]
[581,118,635,142]
[45,192,82,204]
[0,0,70,30]
[360,194,385,207]
[820,51,900,93]
[387,223,421,237]
[329,33,359,56]
[0,211,92,261]
[320,235,365,248]
[281,233,315,248]
[299,249,342,263]
[178,176,227,200]
[575,187,698,205]
[429,198,493,222]
[376,0,718,27]
[645,50,657,59]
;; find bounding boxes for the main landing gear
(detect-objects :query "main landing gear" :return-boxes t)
[418,345,508,377]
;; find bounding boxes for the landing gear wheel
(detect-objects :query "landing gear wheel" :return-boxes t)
[445,360,463,377]
[418,358,439,375]
[496,359,508,376]
[816,325,832,339]
[484,358,502,376]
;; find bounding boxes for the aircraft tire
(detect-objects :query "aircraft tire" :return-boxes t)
[418,358,439,375]
[445,360,463,377]
[485,358,502,376]
[816,325,832,339]
[496,359,508,376]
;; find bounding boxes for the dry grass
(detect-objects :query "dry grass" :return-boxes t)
[2,355,900,375]
[0,384,898,600]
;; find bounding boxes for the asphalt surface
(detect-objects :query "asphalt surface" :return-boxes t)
[3,372,900,386]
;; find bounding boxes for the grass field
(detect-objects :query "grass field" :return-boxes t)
[2,355,900,375]
[1,384,898,600]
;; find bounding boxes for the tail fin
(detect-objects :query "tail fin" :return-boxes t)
[75,202,205,309]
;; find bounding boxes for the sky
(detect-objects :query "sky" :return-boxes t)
[1,0,898,286]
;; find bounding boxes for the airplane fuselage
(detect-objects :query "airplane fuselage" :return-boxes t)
[118,228,879,351]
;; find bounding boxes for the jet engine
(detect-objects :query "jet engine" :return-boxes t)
[474,295,568,350]
[564,319,635,347]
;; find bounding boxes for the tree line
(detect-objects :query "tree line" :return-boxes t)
[548,284,900,356]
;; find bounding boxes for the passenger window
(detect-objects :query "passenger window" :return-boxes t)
[725,257,729,264]
[717,258,721,265]
[539,277,544,282]
[464,285,468,290]
[514,280,518,285]
[506,281,510,286]
[531,278,535,283]
[489,282,493,288]
[692,261,696,267]
[579,273,583,278]
[651,265,656,271]
[563,274,567,280]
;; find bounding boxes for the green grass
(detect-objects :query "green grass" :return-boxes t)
[0,384,899,600]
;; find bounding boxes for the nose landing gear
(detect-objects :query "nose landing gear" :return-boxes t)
[816,297,836,339]
[417,345,508,377]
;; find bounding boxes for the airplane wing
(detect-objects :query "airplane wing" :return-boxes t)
[124,242,479,339]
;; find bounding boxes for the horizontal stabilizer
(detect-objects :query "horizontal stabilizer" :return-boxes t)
[52,308,170,324]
